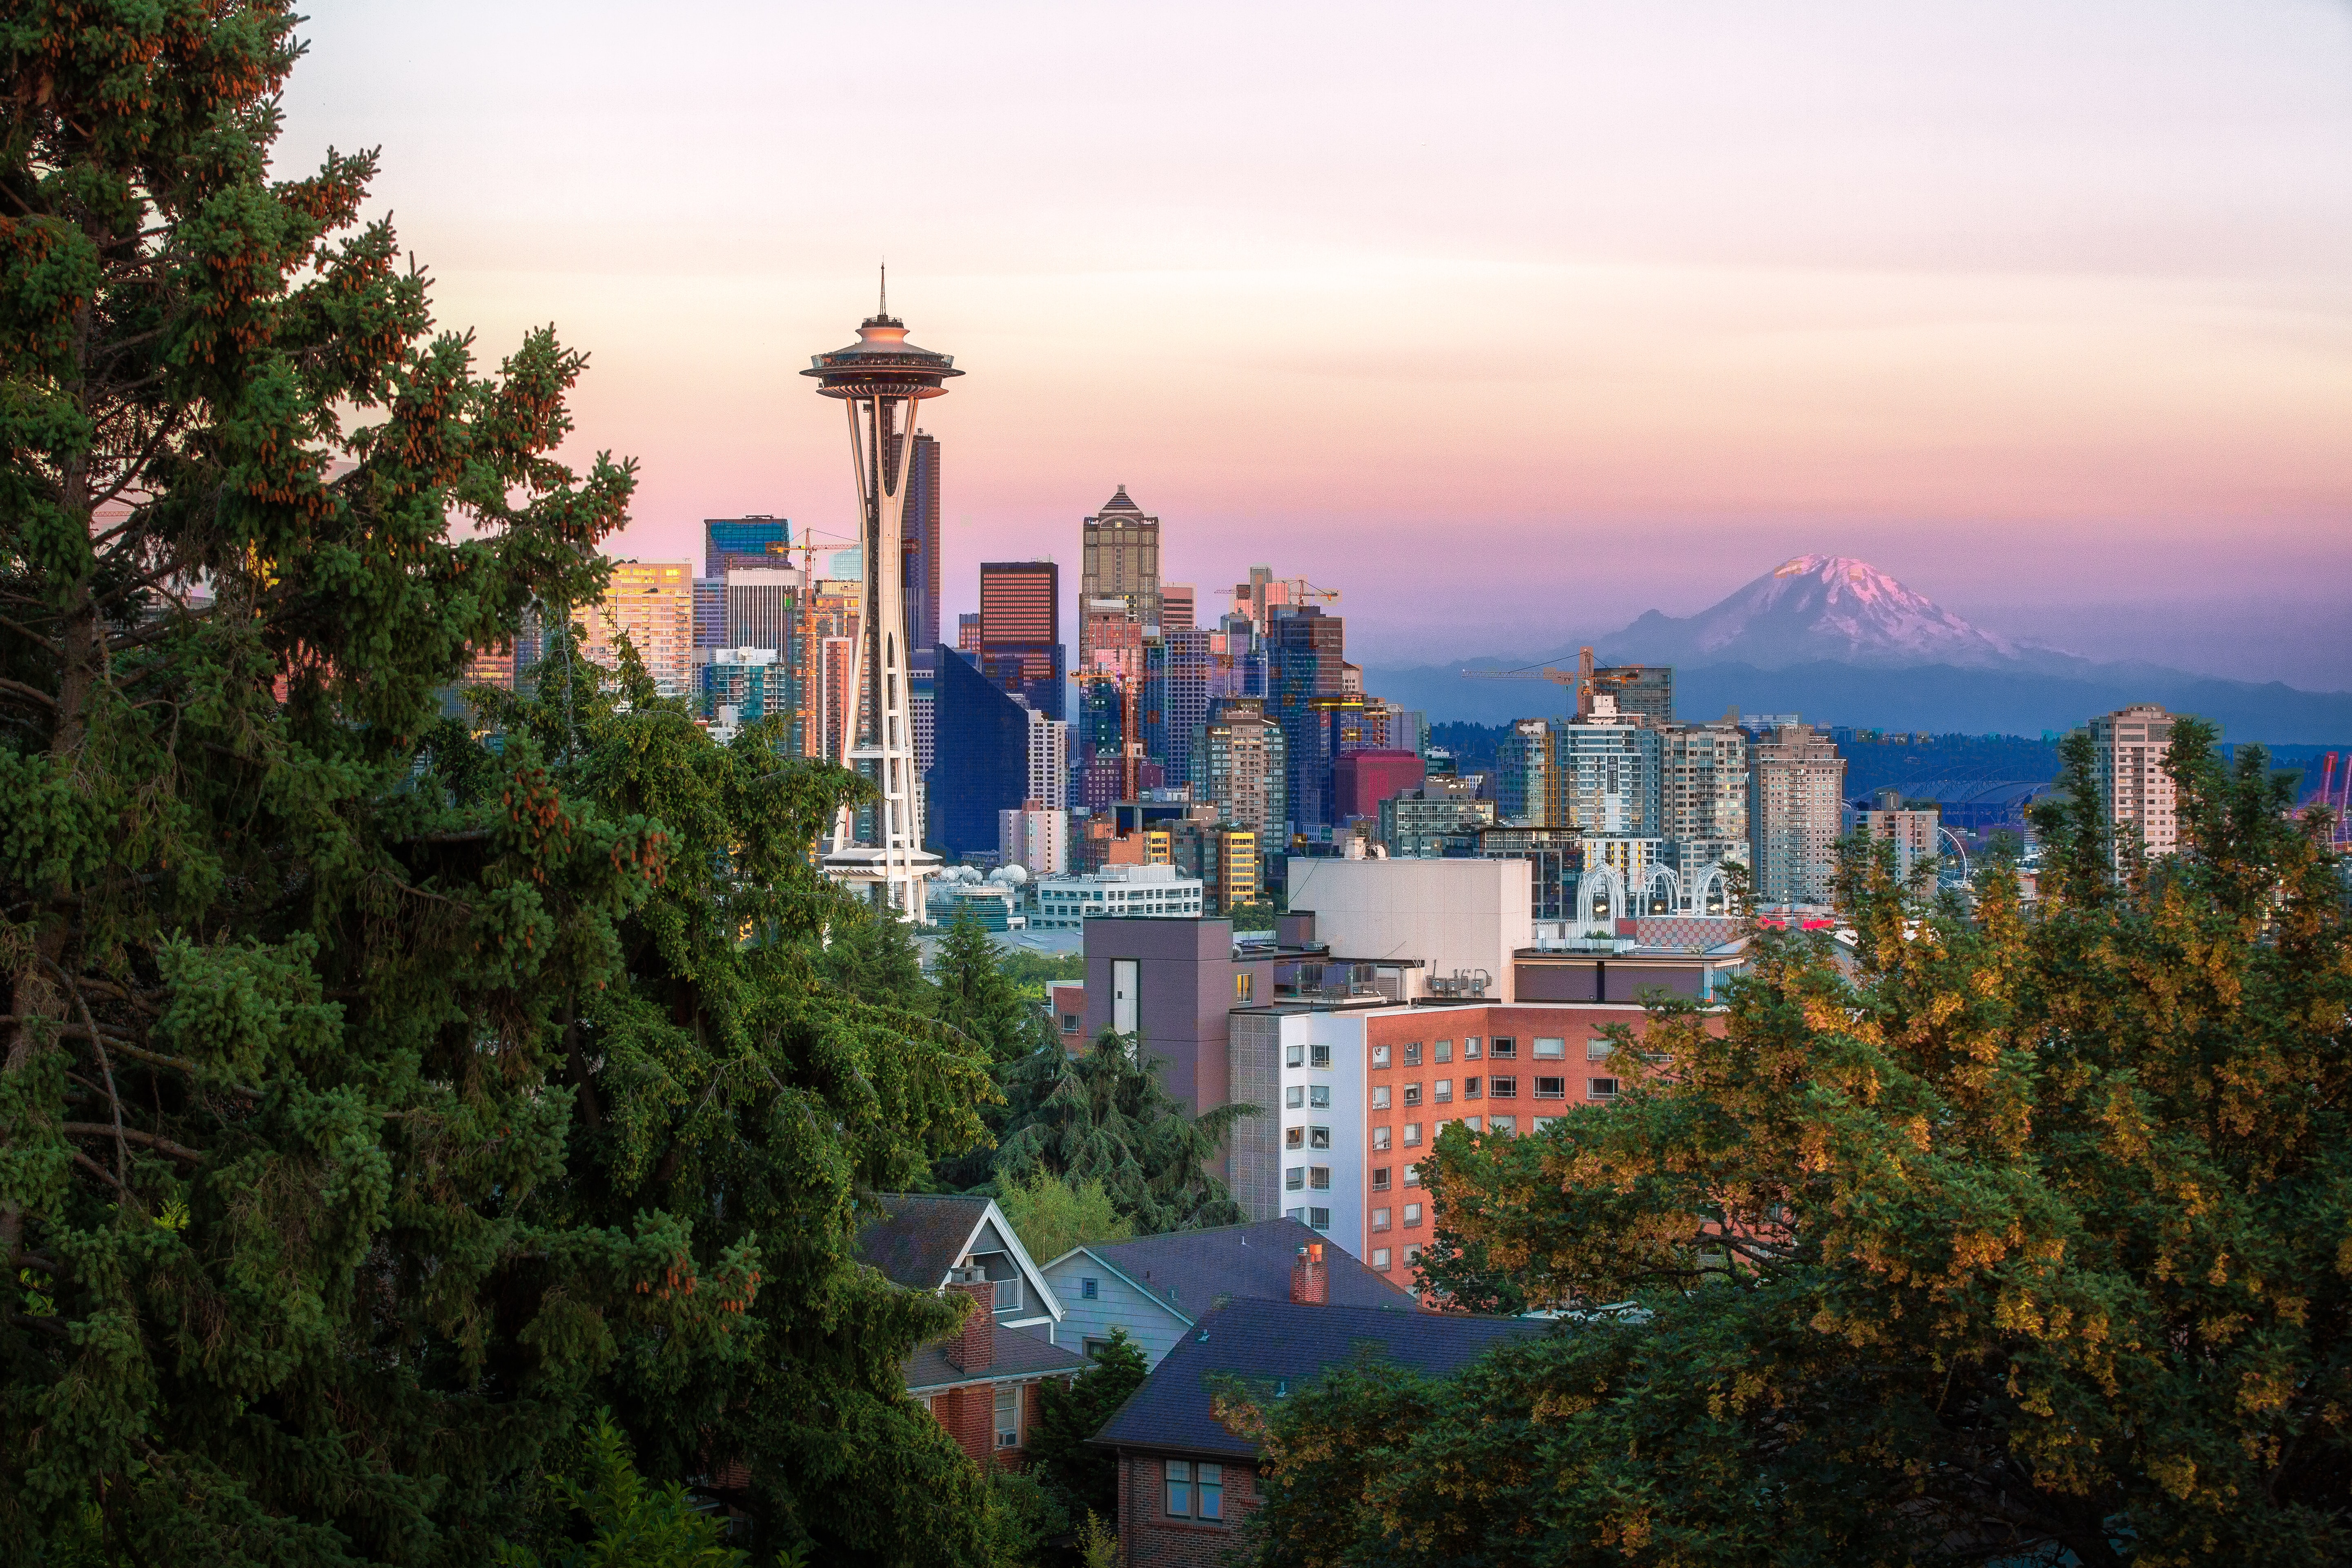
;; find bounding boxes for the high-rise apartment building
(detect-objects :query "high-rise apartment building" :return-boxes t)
[999,802,1070,875]
[1592,664,1673,726]
[1080,486,1161,634]
[723,567,802,653]
[1748,723,1847,906]
[1081,599,1145,682]
[1197,697,1288,845]
[1659,721,1748,844]
[587,561,695,697]
[1856,789,1941,883]
[1553,719,1662,837]
[1497,719,1552,826]
[2089,704,2180,862]
[977,560,1065,723]
[693,647,785,733]
[1026,708,1069,812]
[902,433,942,652]
[692,579,726,649]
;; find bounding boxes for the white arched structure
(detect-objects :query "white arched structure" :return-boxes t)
[1690,864,1731,915]
[1576,865,1626,928]
[1642,866,1679,915]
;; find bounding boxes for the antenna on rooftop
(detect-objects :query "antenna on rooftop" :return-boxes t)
[879,259,887,316]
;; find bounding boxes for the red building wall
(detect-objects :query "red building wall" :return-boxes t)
[1116,1452,1261,1568]
[1333,748,1425,822]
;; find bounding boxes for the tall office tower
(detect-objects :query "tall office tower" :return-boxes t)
[1496,719,1553,826]
[1659,720,1750,844]
[802,289,960,917]
[956,612,982,655]
[1159,583,1196,632]
[1554,718,1662,836]
[2089,704,2180,862]
[902,432,942,651]
[724,566,803,653]
[1266,607,1344,837]
[693,647,784,732]
[1593,664,1673,725]
[1196,696,1288,845]
[1748,723,1847,907]
[1145,626,1229,790]
[1385,704,1428,757]
[1080,485,1161,637]
[703,516,791,577]
[692,579,726,649]
[1081,600,1145,681]
[461,641,517,691]
[977,559,1065,722]
[1026,709,1069,811]
[927,647,1039,862]
[586,561,696,697]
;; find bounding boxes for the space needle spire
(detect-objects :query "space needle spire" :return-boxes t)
[804,286,962,919]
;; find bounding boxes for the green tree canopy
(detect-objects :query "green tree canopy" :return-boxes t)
[928,909,1044,1190]
[996,1168,1133,1264]
[0,6,1000,1560]
[1025,1329,1149,1528]
[1244,725,2352,1566]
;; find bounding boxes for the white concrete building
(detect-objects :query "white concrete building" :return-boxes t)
[1286,856,1533,1001]
[999,804,1070,875]
[1031,863,1203,929]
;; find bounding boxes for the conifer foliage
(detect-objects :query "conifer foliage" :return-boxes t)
[1248,726,2352,1566]
[0,5,995,1561]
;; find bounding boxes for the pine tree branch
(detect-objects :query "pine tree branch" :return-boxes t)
[60,1124,203,1164]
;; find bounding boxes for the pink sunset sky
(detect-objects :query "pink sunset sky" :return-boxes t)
[279,2,2352,677]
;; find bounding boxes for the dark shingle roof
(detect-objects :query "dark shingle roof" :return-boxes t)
[904,1324,1089,1393]
[855,1193,989,1290]
[1092,1297,1548,1459]
[1073,1218,1415,1319]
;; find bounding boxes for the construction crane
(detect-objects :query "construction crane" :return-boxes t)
[1460,647,1597,718]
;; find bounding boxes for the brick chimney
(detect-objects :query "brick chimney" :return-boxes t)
[947,1266,995,1372]
[1291,1242,1327,1305]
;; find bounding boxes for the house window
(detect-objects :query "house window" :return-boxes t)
[1285,1126,1305,1149]
[1285,1086,1303,1109]
[1309,1085,1331,1109]
[1489,1076,1517,1098]
[1166,1459,1193,1517]
[1062,1014,1081,1032]
[1587,1038,1614,1060]
[1490,1037,1517,1059]
[995,1385,1020,1449]
[1372,1247,1391,1270]
[1372,1207,1391,1230]
[1285,1043,1303,1068]
[1534,1036,1565,1059]
[1309,1167,1330,1190]
[1403,1203,1422,1226]
[1235,973,1254,1002]
[1590,1078,1621,1100]
[1403,1123,1421,1146]
[1081,1277,1098,1301]
[1311,1043,1332,1068]
[1286,1166,1304,1190]
[1463,1038,1481,1060]
[1372,1126,1391,1151]
[1309,1126,1331,1149]
[1535,1076,1566,1099]
[1084,1336,1112,1359]
[1434,1040,1452,1063]
[1309,1208,1330,1231]
[1403,1042,1423,1067]
[1370,1044,1391,1068]
[1403,1084,1421,1107]
[1371,1167,1391,1191]
[1434,1079,1452,1103]
[1463,1076,1480,1099]
[1371,1085,1391,1110]
[1198,1461,1225,1521]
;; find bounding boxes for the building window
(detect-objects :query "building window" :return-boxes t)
[1285,1166,1304,1190]
[1198,1462,1223,1520]
[1285,1085,1303,1109]
[1403,1245,1421,1266]
[1463,1116,1481,1131]
[1535,1036,1565,1059]
[1166,1459,1193,1517]
[1403,1084,1421,1107]
[1084,1336,1112,1359]
[1285,1126,1305,1149]
[1310,1085,1331,1109]
[1309,1167,1330,1190]
[1434,1079,1452,1103]
[1403,1042,1423,1067]
[1527,1116,1549,1132]
[1490,1037,1517,1059]
[1285,1043,1303,1068]
[1403,1203,1422,1227]
[1370,1044,1390,1068]
[995,1385,1020,1449]
[1309,1208,1330,1231]
[1403,1123,1422,1146]
[1235,973,1254,1002]
[1434,1040,1453,1063]
[1463,1038,1481,1060]
[1463,1076,1480,1099]
[1590,1078,1621,1100]
[1404,1165,1420,1187]
[1489,1076,1517,1098]
[1062,1014,1081,1032]
[1372,1207,1391,1230]
[1371,1085,1390,1110]
[1081,1277,1098,1300]
[1311,1043,1332,1068]
[1309,1126,1331,1149]
[1372,1247,1391,1270]
[1372,1126,1391,1151]
[1588,1038,1614,1060]
[1372,1167,1391,1191]
[1535,1076,1566,1099]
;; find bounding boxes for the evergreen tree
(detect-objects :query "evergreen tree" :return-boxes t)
[0,7,998,1560]
[1243,725,2352,1566]
[929,907,1046,1191]
[1025,1330,1149,1527]
[996,1030,1254,1234]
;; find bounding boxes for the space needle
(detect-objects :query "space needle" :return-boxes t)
[804,275,960,919]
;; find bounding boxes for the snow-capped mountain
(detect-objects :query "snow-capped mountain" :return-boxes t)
[1598,555,2027,671]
